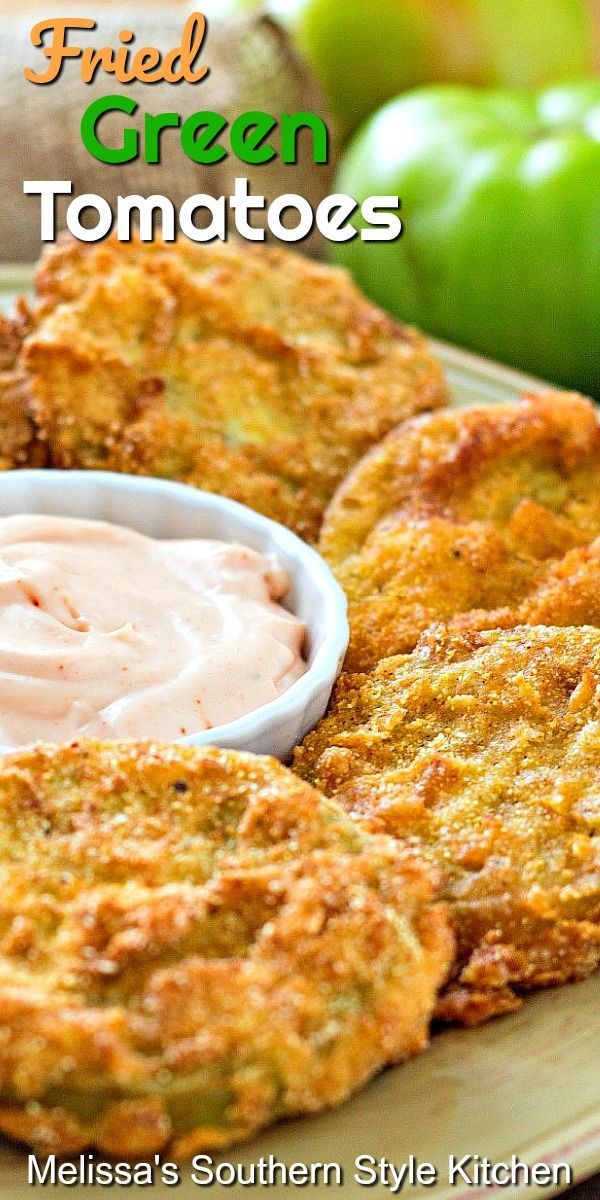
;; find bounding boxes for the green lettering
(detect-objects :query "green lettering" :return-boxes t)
[144,111,181,165]
[230,110,277,165]
[181,110,227,165]
[80,95,138,165]
[281,112,328,164]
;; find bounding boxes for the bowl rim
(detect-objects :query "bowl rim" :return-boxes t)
[0,469,348,751]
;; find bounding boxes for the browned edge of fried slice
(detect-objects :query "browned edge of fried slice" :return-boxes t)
[20,236,448,542]
[0,306,47,470]
[320,391,600,668]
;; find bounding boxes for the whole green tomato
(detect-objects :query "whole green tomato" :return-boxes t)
[332,80,600,396]
[271,0,598,135]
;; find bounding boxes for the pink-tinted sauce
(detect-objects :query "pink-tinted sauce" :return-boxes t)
[0,515,307,746]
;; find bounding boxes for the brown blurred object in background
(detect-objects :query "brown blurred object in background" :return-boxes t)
[0,1,336,262]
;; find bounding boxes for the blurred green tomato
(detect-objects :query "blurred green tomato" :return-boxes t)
[270,0,598,135]
[332,81,600,395]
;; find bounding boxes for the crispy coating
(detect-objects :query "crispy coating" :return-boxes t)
[21,237,446,542]
[0,312,46,470]
[294,625,600,1023]
[0,741,451,1156]
[321,392,600,669]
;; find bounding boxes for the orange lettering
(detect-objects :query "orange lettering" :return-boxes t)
[25,17,96,84]
[132,47,163,83]
[162,15,209,84]
[25,13,210,87]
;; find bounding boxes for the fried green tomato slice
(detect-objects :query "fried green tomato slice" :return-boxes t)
[20,236,446,542]
[0,312,47,470]
[320,392,600,669]
[294,624,600,1024]
[0,741,452,1157]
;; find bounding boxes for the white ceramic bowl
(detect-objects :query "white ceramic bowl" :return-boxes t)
[0,470,348,760]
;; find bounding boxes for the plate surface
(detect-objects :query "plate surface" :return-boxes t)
[0,267,598,1198]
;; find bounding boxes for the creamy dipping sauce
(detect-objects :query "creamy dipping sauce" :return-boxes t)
[0,515,307,746]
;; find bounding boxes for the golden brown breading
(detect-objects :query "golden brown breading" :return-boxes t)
[21,237,446,542]
[0,311,47,469]
[447,537,600,636]
[320,392,600,669]
[0,740,452,1156]
[294,624,600,1023]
